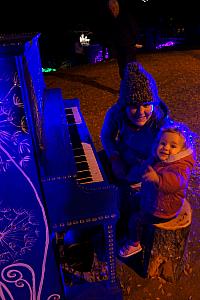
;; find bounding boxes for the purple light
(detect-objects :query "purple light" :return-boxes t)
[156,41,175,49]
[95,48,109,63]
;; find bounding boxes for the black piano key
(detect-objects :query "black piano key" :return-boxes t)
[65,108,76,124]
[74,155,87,163]
[77,177,93,184]
[70,124,78,131]
[66,114,76,124]
[76,161,90,171]
[65,108,73,114]
[73,148,85,156]
[68,124,79,137]
[76,170,92,179]
[71,140,82,149]
[68,126,82,148]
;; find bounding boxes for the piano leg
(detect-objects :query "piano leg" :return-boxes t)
[53,220,122,300]
[103,222,119,288]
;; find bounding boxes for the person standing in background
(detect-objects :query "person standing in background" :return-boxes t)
[74,39,85,66]
[107,0,143,79]
[88,0,142,79]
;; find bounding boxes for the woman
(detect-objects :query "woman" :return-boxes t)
[100,62,171,237]
[101,61,171,185]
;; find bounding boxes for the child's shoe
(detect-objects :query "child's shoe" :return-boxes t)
[119,242,142,258]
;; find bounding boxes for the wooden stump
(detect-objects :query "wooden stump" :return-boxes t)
[142,200,192,282]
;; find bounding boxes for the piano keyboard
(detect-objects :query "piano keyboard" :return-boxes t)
[65,106,104,184]
[65,107,82,124]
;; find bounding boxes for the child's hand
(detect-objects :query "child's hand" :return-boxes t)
[142,166,159,185]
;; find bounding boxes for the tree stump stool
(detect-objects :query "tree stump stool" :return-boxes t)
[142,199,192,282]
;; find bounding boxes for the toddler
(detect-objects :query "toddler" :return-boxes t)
[119,122,196,257]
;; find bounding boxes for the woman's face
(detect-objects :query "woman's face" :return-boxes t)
[126,104,154,127]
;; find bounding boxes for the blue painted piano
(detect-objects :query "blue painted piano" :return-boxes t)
[0,32,122,300]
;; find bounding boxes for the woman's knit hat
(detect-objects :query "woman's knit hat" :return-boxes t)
[119,62,161,106]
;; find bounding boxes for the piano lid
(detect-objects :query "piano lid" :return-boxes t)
[0,32,40,55]
[41,88,77,178]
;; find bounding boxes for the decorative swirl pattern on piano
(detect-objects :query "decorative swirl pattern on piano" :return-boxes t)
[0,143,60,299]
[0,69,31,173]
[0,263,60,300]
[0,208,38,266]
[1,263,36,298]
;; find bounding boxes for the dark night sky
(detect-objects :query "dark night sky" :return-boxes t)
[5,0,198,54]
[64,0,199,31]
[37,0,200,56]
[1,0,198,33]
[5,0,194,33]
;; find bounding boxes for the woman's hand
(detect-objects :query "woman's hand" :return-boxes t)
[142,165,159,185]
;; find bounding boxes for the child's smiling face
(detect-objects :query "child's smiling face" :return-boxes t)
[156,131,185,161]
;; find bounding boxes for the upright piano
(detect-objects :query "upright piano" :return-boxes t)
[0,32,122,299]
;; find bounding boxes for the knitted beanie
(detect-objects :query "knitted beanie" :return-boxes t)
[119,62,160,106]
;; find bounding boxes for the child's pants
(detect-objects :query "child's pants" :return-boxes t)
[128,210,174,242]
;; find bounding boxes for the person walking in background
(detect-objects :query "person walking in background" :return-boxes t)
[119,122,196,257]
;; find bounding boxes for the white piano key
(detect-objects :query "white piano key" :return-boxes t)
[82,143,104,183]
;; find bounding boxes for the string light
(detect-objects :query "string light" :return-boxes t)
[42,68,57,73]
[80,34,90,46]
